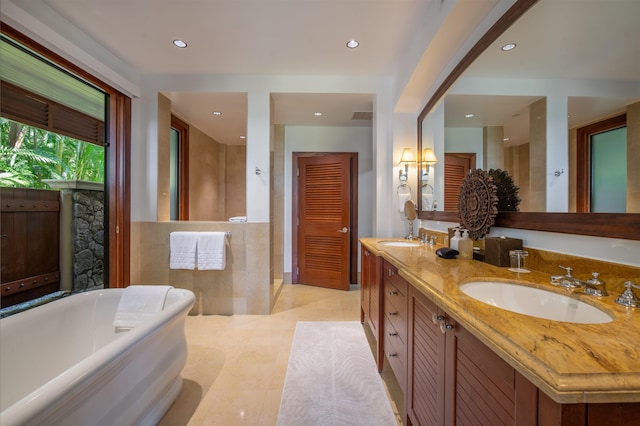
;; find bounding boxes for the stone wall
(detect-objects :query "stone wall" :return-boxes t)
[72,190,104,291]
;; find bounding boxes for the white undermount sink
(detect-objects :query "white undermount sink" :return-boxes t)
[378,240,421,247]
[460,281,613,324]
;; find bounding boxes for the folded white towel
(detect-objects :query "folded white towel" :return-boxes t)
[197,232,226,270]
[398,192,412,212]
[422,193,434,211]
[113,285,173,331]
[170,232,198,269]
[229,216,247,222]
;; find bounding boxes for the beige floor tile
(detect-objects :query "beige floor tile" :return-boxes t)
[159,283,402,426]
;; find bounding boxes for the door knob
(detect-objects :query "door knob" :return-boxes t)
[338,227,349,233]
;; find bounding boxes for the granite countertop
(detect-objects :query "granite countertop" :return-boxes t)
[360,237,640,404]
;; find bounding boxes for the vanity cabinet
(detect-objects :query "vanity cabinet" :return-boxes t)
[361,247,383,371]
[407,285,537,426]
[382,260,408,393]
[406,285,640,426]
[360,240,640,426]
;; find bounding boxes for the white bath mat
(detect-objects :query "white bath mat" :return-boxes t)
[277,321,397,426]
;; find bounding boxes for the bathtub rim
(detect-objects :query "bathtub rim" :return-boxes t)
[0,287,195,425]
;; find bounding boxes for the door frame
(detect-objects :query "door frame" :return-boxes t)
[292,152,358,285]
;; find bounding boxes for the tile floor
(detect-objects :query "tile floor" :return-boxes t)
[158,283,403,425]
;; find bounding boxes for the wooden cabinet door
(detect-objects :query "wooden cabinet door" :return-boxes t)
[452,324,519,425]
[361,247,383,371]
[407,286,447,426]
[360,248,371,323]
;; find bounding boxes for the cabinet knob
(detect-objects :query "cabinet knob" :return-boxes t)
[388,352,398,358]
[389,290,398,296]
[389,311,399,316]
[388,332,398,337]
[431,313,445,325]
[440,322,454,334]
[388,269,395,277]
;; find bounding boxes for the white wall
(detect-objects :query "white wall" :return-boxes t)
[445,127,483,164]
[131,74,392,226]
[284,125,373,273]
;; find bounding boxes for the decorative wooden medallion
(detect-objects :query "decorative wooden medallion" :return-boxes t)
[489,168,520,212]
[457,169,499,240]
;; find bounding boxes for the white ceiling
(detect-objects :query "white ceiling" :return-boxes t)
[36,0,430,145]
[8,0,639,146]
[444,0,640,146]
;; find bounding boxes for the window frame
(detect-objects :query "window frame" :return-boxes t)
[170,114,189,220]
[1,23,132,288]
[576,114,626,213]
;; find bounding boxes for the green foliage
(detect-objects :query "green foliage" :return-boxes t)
[0,117,104,189]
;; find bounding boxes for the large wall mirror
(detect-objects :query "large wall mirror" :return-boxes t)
[418,0,640,240]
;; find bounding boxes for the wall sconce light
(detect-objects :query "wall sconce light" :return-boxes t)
[398,148,416,182]
[421,148,438,183]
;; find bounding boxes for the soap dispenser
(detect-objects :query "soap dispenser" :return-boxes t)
[458,229,473,259]
[450,228,461,251]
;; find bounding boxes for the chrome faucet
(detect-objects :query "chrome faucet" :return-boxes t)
[584,272,608,297]
[615,281,640,308]
[550,266,588,289]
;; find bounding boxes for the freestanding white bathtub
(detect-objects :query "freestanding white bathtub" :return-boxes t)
[0,287,195,426]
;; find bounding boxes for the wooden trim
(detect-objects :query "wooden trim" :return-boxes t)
[106,92,131,288]
[576,114,626,212]
[1,272,60,297]
[350,154,358,284]
[417,0,539,122]
[420,211,640,241]
[171,115,190,220]
[2,24,132,288]
[0,80,105,145]
[0,198,59,212]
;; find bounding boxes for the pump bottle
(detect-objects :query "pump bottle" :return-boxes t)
[450,228,461,251]
[458,229,473,259]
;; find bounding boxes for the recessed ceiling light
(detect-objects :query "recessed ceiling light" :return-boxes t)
[346,39,359,49]
[465,113,474,118]
[314,112,323,116]
[173,39,188,48]
[503,137,510,141]
[239,136,246,139]
[501,43,516,51]
[212,111,222,116]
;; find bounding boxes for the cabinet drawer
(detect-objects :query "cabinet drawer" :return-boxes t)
[384,316,407,391]
[384,279,408,321]
[383,260,408,294]
[384,295,407,342]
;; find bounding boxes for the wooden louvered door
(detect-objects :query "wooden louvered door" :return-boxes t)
[444,153,476,211]
[296,153,353,290]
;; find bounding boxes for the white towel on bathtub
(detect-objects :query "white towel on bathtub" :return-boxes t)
[197,232,226,270]
[113,285,174,331]
[170,231,198,269]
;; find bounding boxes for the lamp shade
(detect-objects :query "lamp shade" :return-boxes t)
[422,148,438,164]
[399,148,416,164]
